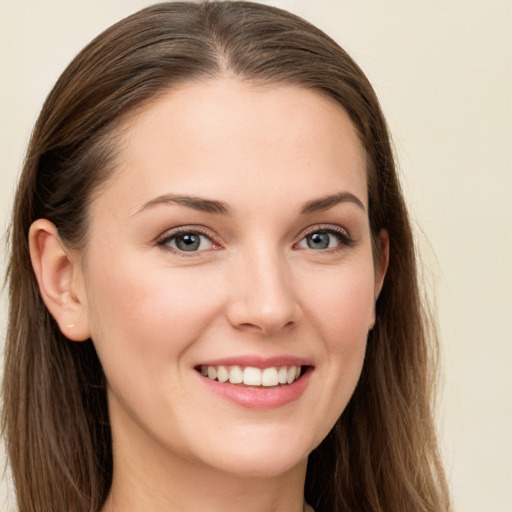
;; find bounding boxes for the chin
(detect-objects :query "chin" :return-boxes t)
[191,427,314,478]
[209,450,308,479]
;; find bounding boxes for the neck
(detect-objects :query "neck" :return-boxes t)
[102,412,308,512]
[103,457,307,512]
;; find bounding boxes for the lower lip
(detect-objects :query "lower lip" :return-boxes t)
[198,369,312,409]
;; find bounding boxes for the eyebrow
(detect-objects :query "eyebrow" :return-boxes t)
[135,194,231,216]
[135,191,365,217]
[300,192,366,214]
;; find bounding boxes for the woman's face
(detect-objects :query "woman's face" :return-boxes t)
[76,79,387,478]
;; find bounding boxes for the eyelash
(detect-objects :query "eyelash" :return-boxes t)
[157,226,219,257]
[295,225,354,252]
[156,224,353,256]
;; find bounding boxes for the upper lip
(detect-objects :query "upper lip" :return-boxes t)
[196,355,313,368]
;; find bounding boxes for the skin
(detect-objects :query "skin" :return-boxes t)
[30,79,388,512]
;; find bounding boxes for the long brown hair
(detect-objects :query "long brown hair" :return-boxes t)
[2,2,450,511]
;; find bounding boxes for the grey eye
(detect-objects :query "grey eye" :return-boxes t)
[297,229,346,251]
[175,233,201,251]
[164,232,213,252]
[306,232,331,250]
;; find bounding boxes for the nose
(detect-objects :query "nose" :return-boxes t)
[226,245,303,335]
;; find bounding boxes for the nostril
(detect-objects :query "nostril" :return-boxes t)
[236,322,265,333]
[235,319,297,335]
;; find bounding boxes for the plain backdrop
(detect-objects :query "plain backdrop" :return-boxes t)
[1,1,511,511]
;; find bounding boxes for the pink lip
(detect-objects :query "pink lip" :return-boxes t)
[196,365,313,410]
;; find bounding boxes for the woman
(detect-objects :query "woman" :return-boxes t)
[2,2,450,511]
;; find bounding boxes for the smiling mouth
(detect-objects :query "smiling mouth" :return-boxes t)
[196,365,308,387]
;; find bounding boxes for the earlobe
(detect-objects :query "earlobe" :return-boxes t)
[29,219,91,341]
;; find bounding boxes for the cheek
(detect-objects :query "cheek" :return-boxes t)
[304,262,376,349]
[83,252,223,373]
[303,262,374,393]
[82,255,226,439]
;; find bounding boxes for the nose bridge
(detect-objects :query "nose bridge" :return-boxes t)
[227,239,301,333]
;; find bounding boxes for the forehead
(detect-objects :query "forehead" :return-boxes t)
[95,78,367,215]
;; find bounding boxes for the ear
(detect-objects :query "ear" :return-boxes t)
[29,219,91,341]
[368,229,389,331]
[374,229,389,299]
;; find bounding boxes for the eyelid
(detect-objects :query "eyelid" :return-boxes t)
[155,223,353,256]
[156,225,222,255]
[294,224,354,250]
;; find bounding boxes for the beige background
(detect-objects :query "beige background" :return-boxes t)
[1,1,511,510]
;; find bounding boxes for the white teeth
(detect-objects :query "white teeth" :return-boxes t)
[200,364,304,387]
[243,367,262,386]
[261,367,279,387]
[228,365,243,384]
[217,365,229,383]
[277,366,288,384]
